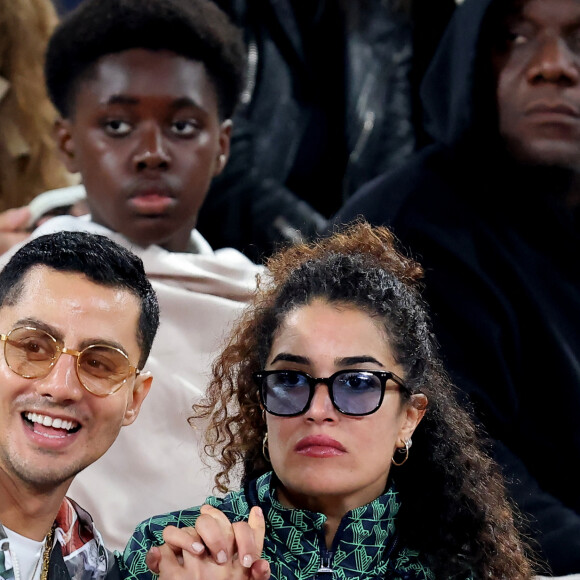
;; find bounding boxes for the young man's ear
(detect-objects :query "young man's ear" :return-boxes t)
[54,118,81,174]
[122,371,153,427]
[214,119,233,177]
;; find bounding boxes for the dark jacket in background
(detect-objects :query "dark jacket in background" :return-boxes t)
[335,0,580,574]
[198,0,415,261]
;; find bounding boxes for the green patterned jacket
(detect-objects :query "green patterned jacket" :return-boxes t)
[121,472,437,579]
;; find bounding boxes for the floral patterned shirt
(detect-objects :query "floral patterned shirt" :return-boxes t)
[0,496,119,580]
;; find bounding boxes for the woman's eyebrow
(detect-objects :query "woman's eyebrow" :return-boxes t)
[269,353,309,365]
[336,355,384,367]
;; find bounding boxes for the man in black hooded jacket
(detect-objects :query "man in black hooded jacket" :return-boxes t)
[336,0,580,574]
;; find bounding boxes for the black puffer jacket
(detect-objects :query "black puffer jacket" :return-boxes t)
[198,0,415,260]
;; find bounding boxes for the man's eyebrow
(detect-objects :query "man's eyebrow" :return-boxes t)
[170,96,205,111]
[104,94,207,115]
[336,356,385,367]
[12,317,129,354]
[105,95,139,107]
[14,318,64,342]
[78,338,129,355]
[269,353,309,365]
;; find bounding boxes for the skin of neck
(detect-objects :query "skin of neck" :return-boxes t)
[0,470,70,540]
[276,477,388,550]
[89,213,196,253]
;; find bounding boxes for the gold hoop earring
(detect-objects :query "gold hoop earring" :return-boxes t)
[262,432,271,463]
[391,438,412,467]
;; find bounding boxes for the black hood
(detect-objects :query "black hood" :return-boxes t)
[420,0,496,146]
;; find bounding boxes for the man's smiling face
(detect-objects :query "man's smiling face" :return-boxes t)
[0,266,150,493]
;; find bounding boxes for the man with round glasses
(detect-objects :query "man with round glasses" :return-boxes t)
[1,327,142,397]
[0,231,159,579]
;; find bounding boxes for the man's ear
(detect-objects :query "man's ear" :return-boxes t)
[213,119,232,177]
[54,118,81,174]
[122,371,153,426]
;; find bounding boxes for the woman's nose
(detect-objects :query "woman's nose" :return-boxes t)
[305,382,338,422]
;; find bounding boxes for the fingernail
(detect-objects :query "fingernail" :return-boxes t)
[242,554,253,568]
[191,542,204,553]
[217,550,227,564]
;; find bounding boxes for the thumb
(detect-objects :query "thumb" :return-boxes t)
[145,546,162,574]
[248,506,265,554]
[0,207,31,231]
[251,558,271,580]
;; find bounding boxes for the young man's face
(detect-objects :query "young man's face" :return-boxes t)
[0,266,151,494]
[57,49,231,252]
[492,0,580,168]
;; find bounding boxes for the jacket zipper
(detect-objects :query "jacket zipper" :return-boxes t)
[315,523,401,578]
[240,39,258,106]
[316,523,335,578]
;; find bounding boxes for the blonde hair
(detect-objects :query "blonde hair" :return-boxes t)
[0,0,73,211]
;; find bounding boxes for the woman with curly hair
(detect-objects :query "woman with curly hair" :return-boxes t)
[123,222,534,579]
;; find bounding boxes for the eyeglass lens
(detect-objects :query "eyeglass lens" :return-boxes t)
[260,370,387,416]
[3,327,132,396]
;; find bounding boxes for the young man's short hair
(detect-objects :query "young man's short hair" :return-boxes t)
[0,231,160,367]
[45,0,246,120]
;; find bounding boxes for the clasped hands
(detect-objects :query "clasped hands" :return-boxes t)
[145,504,271,579]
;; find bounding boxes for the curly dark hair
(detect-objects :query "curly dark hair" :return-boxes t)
[45,0,245,120]
[193,221,534,579]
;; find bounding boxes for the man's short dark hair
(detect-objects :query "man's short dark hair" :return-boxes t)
[45,0,246,120]
[0,232,160,368]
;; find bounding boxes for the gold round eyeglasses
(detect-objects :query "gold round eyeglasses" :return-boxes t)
[0,326,140,397]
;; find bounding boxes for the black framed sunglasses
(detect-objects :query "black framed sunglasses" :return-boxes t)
[253,369,407,417]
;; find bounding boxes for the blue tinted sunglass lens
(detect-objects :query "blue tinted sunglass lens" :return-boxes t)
[333,371,383,415]
[264,372,311,415]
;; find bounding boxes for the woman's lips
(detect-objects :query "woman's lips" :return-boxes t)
[295,434,346,458]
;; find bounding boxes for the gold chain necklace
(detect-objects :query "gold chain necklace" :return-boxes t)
[39,526,54,580]
[9,525,54,580]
